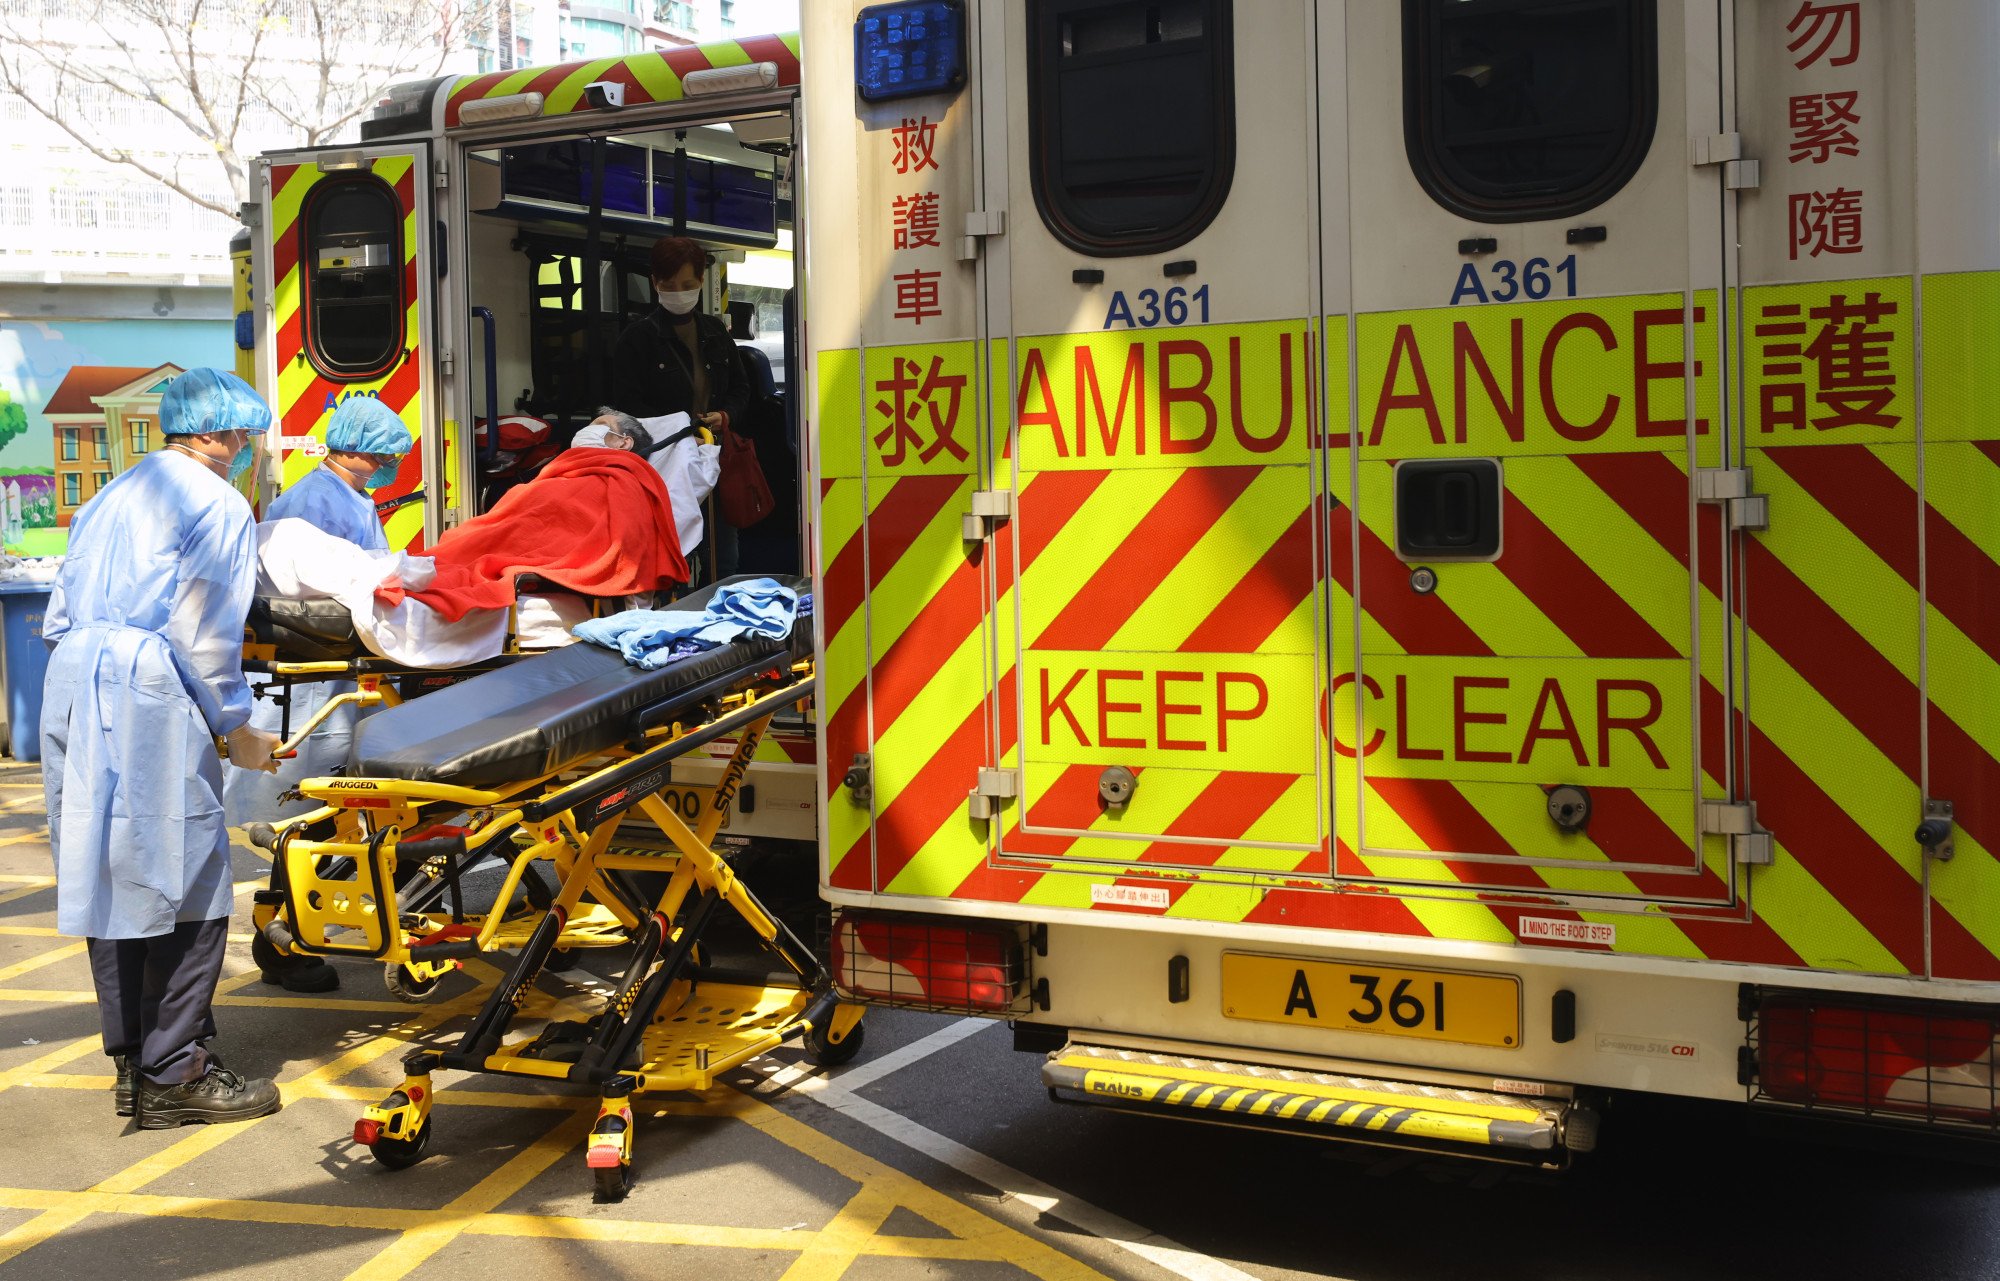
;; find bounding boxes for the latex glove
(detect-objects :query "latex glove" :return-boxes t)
[224,725,282,773]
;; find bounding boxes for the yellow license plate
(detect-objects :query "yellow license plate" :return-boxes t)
[1221,953,1520,1049]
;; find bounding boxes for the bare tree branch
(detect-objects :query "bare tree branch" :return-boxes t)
[0,0,482,218]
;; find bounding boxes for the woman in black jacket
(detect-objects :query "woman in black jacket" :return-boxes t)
[611,235,747,577]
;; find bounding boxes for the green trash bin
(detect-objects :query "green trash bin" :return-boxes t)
[0,581,53,762]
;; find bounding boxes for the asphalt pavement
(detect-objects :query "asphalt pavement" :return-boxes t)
[0,760,1996,1281]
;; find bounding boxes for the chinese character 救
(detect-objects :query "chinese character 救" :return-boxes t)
[1786,1,1861,70]
[891,191,941,250]
[1789,188,1864,259]
[891,116,939,175]
[1788,91,1860,164]
[1755,292,1900,432]
[892,268,943,325]
[872,355,969,467]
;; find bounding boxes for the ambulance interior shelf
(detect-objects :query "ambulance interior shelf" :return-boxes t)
[481,136,779,251]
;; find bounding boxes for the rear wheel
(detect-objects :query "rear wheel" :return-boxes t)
[592,1161,632,1203]
[805,1018,865,1068]
[383,962,442,1003]
[370,1119,431,1170]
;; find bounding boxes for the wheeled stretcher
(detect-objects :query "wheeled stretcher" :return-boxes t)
[251,575,861,1199]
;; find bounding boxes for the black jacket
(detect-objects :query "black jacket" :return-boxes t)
[609,306,750,428]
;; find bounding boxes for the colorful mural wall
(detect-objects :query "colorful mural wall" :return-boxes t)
[0,319,232,555]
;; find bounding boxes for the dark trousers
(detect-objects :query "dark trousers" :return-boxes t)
[86,917,227,1085]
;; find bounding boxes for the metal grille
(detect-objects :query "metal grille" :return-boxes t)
[828,910,1032,1017]
[1744,985,2000,1133]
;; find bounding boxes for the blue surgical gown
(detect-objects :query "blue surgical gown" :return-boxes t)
[266,464,388,552]
[42,450,257,939]
[223,464,384,825]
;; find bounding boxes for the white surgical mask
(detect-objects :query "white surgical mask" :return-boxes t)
[658,287,701,316]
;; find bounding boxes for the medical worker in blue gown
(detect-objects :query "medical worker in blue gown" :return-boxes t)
[42,367,284,1129]
[223,395,413,992]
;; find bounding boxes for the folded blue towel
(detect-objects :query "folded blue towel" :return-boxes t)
[573,577,800,670]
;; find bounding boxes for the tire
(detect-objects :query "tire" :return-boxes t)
[592,1161,632,1203]
[804,1017,865,1068]
[383,962,442,1003]
[371,1119,431,1171]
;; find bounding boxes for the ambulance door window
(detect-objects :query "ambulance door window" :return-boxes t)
[1027,0,1234,256]
[1402,0,1657,222]
[302,177,405,379]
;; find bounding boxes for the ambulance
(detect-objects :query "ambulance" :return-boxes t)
[808,0,2000,1161]
[234,32,818,843]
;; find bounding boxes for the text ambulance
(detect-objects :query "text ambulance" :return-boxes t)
[809,0,2000,1159]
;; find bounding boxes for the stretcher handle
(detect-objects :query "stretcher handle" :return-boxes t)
[473,305,500,470]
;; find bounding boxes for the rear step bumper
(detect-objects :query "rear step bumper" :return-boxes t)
[1043,1042,1589,1164]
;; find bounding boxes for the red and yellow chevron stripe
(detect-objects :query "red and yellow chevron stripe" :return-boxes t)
[818,272,2000,982]
[267,155,429,551]
[443,35,801,128]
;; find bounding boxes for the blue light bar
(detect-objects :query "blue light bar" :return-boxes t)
[854,1,967,103]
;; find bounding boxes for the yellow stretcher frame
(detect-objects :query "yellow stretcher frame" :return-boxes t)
[254,657,862,1200]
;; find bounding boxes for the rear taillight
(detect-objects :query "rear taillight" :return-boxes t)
[1750,988,2000,1126]
[831,910,1026,1014]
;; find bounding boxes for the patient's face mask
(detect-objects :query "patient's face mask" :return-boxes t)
[657,286,702,316]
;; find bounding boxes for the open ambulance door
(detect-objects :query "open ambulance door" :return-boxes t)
[254,141,445,551]
[1326,0,1739,915]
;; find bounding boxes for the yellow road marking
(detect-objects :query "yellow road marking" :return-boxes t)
[0,941,86,984]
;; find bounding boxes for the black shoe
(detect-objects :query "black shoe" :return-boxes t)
[136,1064,282,1129]
[253,931,340,993]
[113,1056,134,1117]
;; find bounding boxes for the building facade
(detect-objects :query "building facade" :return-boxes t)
[44,363,180,525]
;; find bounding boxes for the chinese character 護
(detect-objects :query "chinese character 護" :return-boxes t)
[1786,1,1861,70]
[1787,90,1860,164]
[1788,188,1864,259]
[1754,292,1900,432]
[872,354,969,467]
[891,116,939,175]
[891,191,942,250]
[892,268,943,325]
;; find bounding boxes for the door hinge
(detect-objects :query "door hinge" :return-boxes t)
[237,200,263,230]
[433,159,449,189]
[1694,467,1769,531]
[1918,797,1956,862]
[1691,132,1759,190]
[962,487,1014,540]
[438,348,454,377]
[968,767,1019,822]
[958,208,1006,261]
[1701,800,1774,866]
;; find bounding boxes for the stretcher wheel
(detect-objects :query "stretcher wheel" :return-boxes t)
[805,1019,865,1068]
[544,947,580,972]
[592,1162,632,1203]
[384,963,442,1003]
[370,1119,431,1171]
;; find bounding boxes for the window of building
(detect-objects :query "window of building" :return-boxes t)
[129,418,151,455]
[1403,0,1657,223]
[93,471,110,493]
[62,474,79,506]
[1027,0,1235,258]
[60,429,76,462]
[92,427,107,460]
[720,0,735,30]
[300,176,405,381]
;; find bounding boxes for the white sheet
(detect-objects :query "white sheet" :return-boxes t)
[255,519,510,668]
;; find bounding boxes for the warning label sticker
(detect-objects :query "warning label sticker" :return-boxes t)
[1518,917,1616,947]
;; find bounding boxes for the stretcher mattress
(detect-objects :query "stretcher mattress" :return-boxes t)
[348,575,809,789]
[247,576,594,665]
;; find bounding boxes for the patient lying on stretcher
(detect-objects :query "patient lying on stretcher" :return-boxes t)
[255,447,689,668]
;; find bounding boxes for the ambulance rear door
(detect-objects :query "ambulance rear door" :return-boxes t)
[1330,0,1737,909]
[988,0,1331,885]
[255,142,443,551]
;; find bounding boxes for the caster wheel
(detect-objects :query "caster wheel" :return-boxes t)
[544,947,580,972]
[383,963,441,1003]
[370,1119,431,1170]
[805,1018,865,1068]
[592,1162,632,1203]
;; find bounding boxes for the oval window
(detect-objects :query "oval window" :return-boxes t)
[301,176,405,381]
[1403,0,1658,223]
[1028,0,1236,257]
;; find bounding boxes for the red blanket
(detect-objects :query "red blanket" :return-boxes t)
[382,449,687,621]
